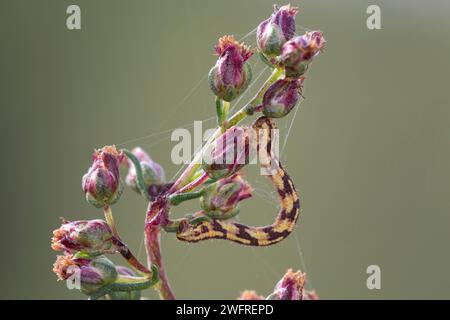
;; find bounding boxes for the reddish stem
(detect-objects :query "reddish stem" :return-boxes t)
[144,200,176,300]
[145,224,175,300]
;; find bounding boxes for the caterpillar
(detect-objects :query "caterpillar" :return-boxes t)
[176,116,301,246]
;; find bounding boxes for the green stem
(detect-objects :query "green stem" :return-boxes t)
[168,67,283,193]
[89,269,158,300]
[162,218,184,233]
[105,207,155,276]
[122,149,152,201]
[103,206,119,238]
[169,191,204,206]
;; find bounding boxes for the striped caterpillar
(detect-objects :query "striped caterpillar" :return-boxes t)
[175,116,301,246]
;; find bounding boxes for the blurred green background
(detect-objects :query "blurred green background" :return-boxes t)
[1,0,449,299]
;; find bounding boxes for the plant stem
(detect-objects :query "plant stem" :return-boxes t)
[104,206,119,238]
[145,224,176,300]
[122,149,152,201]
[169,190,204,206]
[143,67,284,300]
[113,238,153,275]
[176,172,209,194]
[104,206,154,276]
[168,67,283,194]
[89,271,158,300]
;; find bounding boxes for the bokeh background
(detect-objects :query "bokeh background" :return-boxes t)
[1,0,449,299]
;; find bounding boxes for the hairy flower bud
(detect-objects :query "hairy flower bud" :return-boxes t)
[280,31,325,78]
[257,4,298,57]
[125,147,165,195]
[51,219,113,253]
[53,254,118,295]
[105,266,142,300]
[200,174,252,218]
[209,35,253,102]
[202,126,251,180]
[238,290,265,300]
[261,77,304,118]
[271,269,306,300]
[82,145,124,208]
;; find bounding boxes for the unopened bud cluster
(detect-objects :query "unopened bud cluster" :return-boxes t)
[53,145,164,298]
[52,3,325,300]
[257,5,325,118]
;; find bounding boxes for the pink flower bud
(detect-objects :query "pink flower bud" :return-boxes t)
[257,4,298,56]
[209,35,253,102]
[53,254,117,294]
[202,126,251,180]
[82,146,124,208]
[51,219,113,253]
[200,174,252,218]
[272,269,306,300]
[262,77,304,118]
[280,31,325,78]
[125,147,165,194]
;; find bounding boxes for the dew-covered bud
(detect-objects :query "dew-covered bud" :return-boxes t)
[82,146,124,208]
[200,174,252,218]
[270,269,306,300]
[238,290,265,300]
[257,4,298,57]
[261,77,304,118]
[125,147,165,195]
[53,254,118,295]
[51,219,113,254]
[280,31,325,78]
[202,126,251,180]
[105,266,141,300]
[209,35,253,102]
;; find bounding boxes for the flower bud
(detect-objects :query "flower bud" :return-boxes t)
[51,219,113,254]
[202,126,251,180]
[105,266,141,300]
[261,77,304,118]
[280,31,325,78]
[53,254,118,295]
[82,145,124,208]
[200,174,252,218]
[271,269,306,300]
[238,290,264,300]
[209,35,253,102]
[257,4,298,57]
[125,147,165,194]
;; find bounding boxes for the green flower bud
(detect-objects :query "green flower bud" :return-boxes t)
[51,219,113,254]
[209,35,253,102]
[200,174,252,219]
[82,146,124,208]
[53,254,118,295]
[202,126,251,180]
[261,78,304,118]
[257,5,298,57]
[280,31,325,78]
[125,147,165,195]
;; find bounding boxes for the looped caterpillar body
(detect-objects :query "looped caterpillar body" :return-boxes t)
[176,116,301,246]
